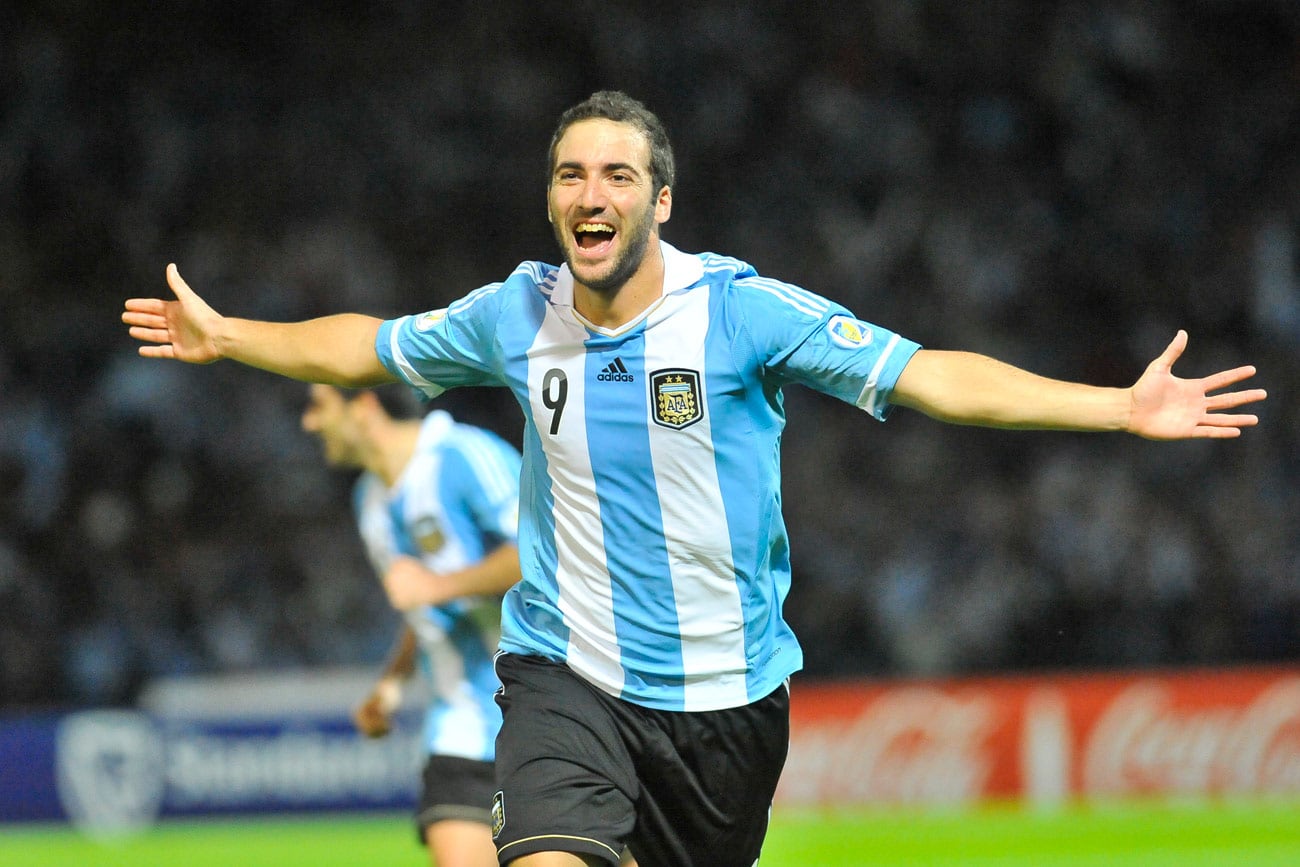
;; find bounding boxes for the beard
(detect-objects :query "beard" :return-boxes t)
[553,199,658,295]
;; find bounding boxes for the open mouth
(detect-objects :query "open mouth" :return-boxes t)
[574,222,616,253]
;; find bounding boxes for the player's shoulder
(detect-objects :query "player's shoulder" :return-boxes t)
[509,258,561,287]
[501,259,562,303]
[696,250,758,285]
[700,255,835,323]
[442,418,497,451]
[353,471,386,497]
[431,422,521,502]
[351,471,389,515]
[442,259,561,319]
[439,417,519,465]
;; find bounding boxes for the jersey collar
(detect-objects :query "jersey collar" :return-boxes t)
[550,241,704,310]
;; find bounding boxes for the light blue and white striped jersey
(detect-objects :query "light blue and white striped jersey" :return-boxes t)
[376,242,920,712]
[354,409,521,760]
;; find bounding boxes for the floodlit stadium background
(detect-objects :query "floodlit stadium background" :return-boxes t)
[1,1,1297,856]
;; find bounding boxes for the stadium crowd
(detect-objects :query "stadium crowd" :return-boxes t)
[2,0,1297,708]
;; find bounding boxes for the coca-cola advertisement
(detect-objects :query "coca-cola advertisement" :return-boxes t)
[779,666,1300,807]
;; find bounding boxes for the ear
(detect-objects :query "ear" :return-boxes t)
[353,390,383,418]
[654,185,672,225]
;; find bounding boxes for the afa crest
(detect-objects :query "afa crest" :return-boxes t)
[650,368,703,430]
[411,515,445,553]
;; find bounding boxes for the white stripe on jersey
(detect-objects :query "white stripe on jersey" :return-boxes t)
[857,332,903,415]
[448,282,505,316]
[534,264,559,299]
[411,608,495,759]
[386,315,446,398]
[409,607,465,692]
[644,285,749,709]
[452,430,514,506]
[699,252,748,275]
[355,475,397,574]
[526,304,626,696]
[745,276,831,317]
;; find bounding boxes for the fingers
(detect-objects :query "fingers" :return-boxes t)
[165,262,193,300]
[1201,365,1259,394]
[1201,412,1258,428]
[123,296,175,346]
[123,297,167,317]
[1205,387,1267,411]
[123,264,191,313]
[121,312,165,331]
[122,265,191,320]
[125,308,176,351]
[122,301,169,340]
[1193,427,1243,439]
[123,273,179,338]
[1151,329,1189,370]
[127,325,173,344]
[1185,407,1259,440]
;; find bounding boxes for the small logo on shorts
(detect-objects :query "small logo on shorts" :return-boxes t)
[491,790,505,838]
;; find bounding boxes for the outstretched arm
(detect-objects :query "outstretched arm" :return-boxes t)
[892,330,1265,440]
[122,264,395,387]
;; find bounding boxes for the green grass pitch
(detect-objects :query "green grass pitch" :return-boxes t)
[5,800,1298,866]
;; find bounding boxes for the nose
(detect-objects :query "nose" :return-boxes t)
[578,177,607,211]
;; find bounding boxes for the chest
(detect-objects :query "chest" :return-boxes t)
[513,309,755,449]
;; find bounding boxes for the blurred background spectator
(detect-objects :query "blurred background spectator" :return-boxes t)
[2,0,1296,709]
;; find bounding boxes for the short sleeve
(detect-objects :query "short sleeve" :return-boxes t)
[734,277,921,420]
[375,283,509,399]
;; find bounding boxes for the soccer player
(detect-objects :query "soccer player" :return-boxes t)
[124,90,1266,867]
[300,382,522,867]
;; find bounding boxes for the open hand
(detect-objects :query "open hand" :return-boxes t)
[1128,331,1267,440]
[122,264,224,363]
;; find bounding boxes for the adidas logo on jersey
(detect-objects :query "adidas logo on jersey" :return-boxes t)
[597,357,634,382]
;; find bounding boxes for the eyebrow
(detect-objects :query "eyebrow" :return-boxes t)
[554,160,644,177]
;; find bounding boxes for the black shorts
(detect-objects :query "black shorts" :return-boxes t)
[415,753,496,843]
[491,653,790,867]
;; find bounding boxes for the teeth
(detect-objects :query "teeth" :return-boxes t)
[576,223,615,235]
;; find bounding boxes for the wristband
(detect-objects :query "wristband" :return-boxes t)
[375,676,403,713]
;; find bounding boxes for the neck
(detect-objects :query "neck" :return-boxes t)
[573,239,665,330]
[369,420,422,488]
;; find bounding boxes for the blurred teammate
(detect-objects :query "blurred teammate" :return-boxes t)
[301,383,522,867]
[125,91,1266,867]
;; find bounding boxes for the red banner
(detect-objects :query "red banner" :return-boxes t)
[778,666,1300,806]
